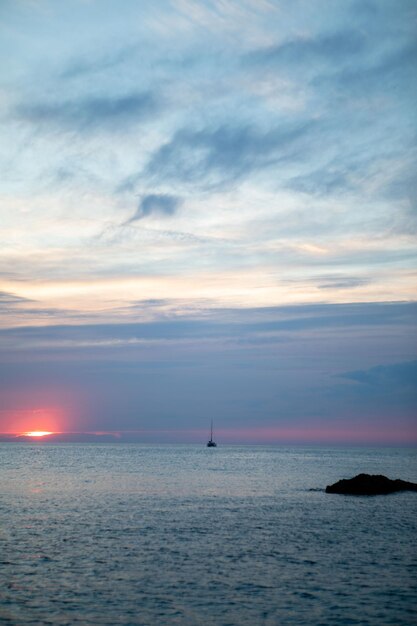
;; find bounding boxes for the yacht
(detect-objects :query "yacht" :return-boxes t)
[207,420,217,447]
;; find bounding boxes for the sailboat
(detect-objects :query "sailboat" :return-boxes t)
[207,420,217,447]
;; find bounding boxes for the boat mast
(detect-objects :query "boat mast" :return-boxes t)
[207,419,216,446]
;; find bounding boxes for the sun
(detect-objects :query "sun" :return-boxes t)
[23,431,54,437]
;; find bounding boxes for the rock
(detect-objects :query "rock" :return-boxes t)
[325,473,417,495]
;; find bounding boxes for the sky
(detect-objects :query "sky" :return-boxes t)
[0,0,416,444]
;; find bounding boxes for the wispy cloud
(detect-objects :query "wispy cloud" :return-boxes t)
[15,92,160,133]
[324,39,417,98]
[316,276,371,291]
[0,291,32,304]
[59,45,139,80]
[145,122,314,189]
[126,194,182,222]
[341,360,417,389]
[2,301,415,350]
[245,30,366,67]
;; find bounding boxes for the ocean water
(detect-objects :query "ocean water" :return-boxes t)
[0,444,416,626]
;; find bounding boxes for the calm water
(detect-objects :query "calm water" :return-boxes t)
[0,444,416,626]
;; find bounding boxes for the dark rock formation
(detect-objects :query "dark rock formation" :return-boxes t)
[325,473,417,495]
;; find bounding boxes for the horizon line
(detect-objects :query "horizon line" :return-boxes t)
[0,430,416,447]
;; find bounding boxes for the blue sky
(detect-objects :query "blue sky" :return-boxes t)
[0,0,416,442]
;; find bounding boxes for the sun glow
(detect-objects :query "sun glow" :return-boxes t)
[23,431,54,437]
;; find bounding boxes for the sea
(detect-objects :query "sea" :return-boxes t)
[0,444,416,626]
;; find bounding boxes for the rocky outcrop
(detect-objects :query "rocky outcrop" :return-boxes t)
[325,473,417,495]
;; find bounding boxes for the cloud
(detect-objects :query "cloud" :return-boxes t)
[1,301,415,351]
[286,162,358,196]
[0,291,32,304]
[15,91,159,133]
[145,122,314,188]
[316,276,371,290]
[0,291,35,320]
[0,291,98,327]
[245,25,416,104]
[286,151,417,217]
[326,39,417,98]
[334,360,417,417]
[60,45,138,80]
[127,194,182,222]
[340,360,417,389]
[245,30,366,68]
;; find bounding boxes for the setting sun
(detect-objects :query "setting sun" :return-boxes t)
[23,431,54,438]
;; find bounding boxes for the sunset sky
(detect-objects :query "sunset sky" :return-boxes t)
[0,0,416,443]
